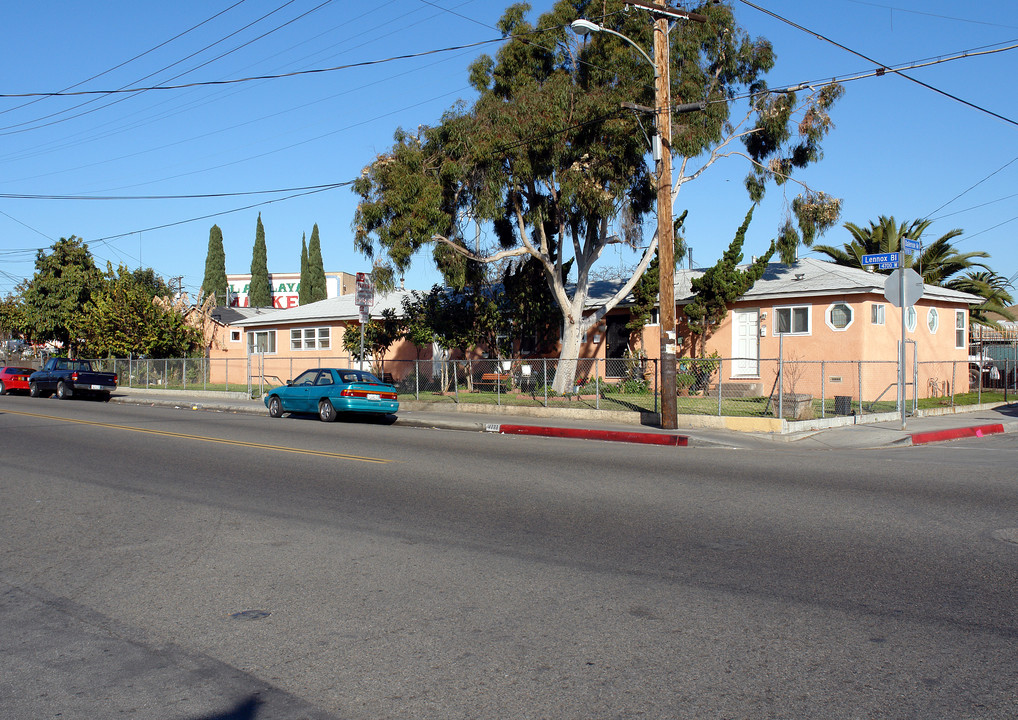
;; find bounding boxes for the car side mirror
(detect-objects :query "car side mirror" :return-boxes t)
[286,379,293,386]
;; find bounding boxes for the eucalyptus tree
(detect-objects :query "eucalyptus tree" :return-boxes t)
[353,1,842,392]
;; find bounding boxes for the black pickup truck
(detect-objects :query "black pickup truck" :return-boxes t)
[29,358,118,401]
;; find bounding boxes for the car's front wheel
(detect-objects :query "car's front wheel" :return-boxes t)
[0,380,6,395]
[318,399,337,422]
[267,396,283,418]
[29,381,40,398]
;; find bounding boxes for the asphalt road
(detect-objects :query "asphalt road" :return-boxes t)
[2,395,1017,719]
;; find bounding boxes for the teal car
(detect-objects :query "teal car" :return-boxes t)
[264,368,399,422]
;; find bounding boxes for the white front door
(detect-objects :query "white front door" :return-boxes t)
[732,309,760,377]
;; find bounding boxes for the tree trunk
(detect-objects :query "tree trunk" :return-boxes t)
[552,320,587,394]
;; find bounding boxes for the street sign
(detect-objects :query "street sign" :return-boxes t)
[902,238,921,253]
[878,262,897,270]
[862,252,899,266]
[355,272,374,307]
[883,268,924,308]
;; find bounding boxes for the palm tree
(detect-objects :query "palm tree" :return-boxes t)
[945,270,1016,328]
[813,215,988,284]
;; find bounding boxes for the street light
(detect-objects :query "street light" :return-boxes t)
[570,16,679,429]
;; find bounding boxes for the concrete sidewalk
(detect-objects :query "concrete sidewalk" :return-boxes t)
[107,387,1018,450]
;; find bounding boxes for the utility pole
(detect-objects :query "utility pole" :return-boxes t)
[634,0,705,430]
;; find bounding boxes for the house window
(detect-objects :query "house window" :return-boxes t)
[247,330,276,354]
[645,308,659,326]
[775,305,810,335]
[955,310,966,348]
[290,327,331,350]
[905,306,917,332]
[826,303,853,331]
[871,304,885,325]
[928,308,939,334]
[230,330,241,342]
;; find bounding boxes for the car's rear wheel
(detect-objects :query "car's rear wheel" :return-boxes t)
[29,381,40,398]
[318,399,337,422]
[56,380,72,400]
[267,396,283,418]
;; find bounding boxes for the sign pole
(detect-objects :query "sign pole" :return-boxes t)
[899,265,906,430]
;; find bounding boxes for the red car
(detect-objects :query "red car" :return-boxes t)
[0,366,35,395]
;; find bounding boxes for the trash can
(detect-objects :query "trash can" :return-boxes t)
[834,395,852,415]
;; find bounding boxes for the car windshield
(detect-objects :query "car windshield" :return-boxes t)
[338,371,381,384]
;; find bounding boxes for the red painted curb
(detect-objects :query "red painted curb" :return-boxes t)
[910,423,1005,445]
[497,424,688,446]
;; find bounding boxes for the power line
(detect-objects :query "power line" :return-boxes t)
[736,0,1018,128]
[0,181,350,201]
[0,0,253,120]
[0,38,504,99]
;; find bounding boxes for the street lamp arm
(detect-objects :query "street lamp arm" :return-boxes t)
[570,19,658,79]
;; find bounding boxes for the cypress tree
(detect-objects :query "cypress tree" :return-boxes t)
[248,213,272,307]
[307,223,327,302]
[298,233,309,305]
[201,224,228,306]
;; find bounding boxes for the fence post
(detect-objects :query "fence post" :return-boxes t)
[543,359,548,408]
[858,361,863,415]
[778,333,784,420]
[182,357,187,390]
[415,360,420,400]
[653,358,658,415]
[821,360,826,419]
[717,357,723,417]
[454,360,459,403]
[595,358,600,411]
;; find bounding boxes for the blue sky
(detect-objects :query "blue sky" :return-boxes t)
[1,0,1016,300]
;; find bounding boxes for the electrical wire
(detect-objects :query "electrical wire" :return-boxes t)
[0,0,306,135]
[736,0,1018,128]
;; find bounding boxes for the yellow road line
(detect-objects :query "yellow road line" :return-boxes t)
[2,408,392,464]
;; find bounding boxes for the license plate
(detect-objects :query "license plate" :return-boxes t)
[367,393,380,401]
[90,384,103,390]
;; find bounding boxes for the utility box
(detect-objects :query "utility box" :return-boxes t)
[834,395,852,415]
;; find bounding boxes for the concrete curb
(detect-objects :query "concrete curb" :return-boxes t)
[909,423,1006,446]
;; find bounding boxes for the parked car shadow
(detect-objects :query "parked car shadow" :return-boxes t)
[190,695,261,720]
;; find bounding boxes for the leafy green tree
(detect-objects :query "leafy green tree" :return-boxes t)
[20,236,101,353]
[0,293,26,341]
[249,213,272,307]
[130,267,172,300]
[684,207,774,355]
[78,265,201,358]
[400,291,437,359]
[307,223,327,302]
[352,1,841,392]
[201,224,228,306]
[342,309,402,371]
[299,233,310,305]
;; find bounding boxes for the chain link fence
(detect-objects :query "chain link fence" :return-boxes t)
[84,351,1012,418]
